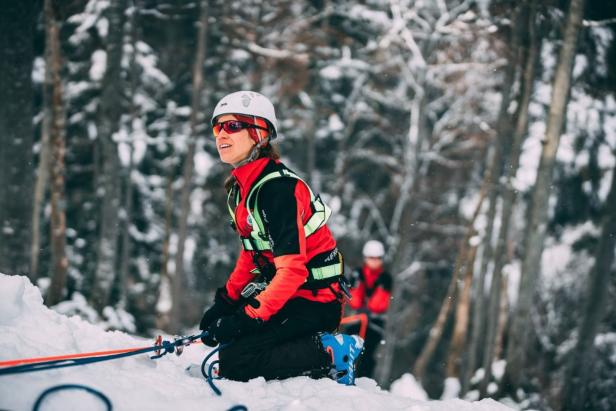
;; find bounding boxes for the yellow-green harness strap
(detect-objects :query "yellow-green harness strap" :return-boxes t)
[226,169,341,287]
[227,169,332,252]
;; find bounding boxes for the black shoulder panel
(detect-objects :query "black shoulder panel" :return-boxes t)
[257,177,300,257]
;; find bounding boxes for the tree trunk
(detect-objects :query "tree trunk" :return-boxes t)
[561,161,616,411]
[305,114,316,187]
[464,6,523,390]
[155,162,175,330]
[92,0,127,311]
[0,0,35,277]
[493,270,509,362]
[388,67,427,273]
[31,39,53,281]
[118,2,140,308]
[170,0,208,333]
[478,212,507,397]
[504,0,586,393]
[479,1,539,396]
[375,65,428,387]
[414,185,486,381]
[447,244,477,378]
[375,268,415,387]
[44,0,68,306]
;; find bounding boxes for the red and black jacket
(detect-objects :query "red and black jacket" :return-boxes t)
[348,265,392,314]
[225,157,341,321]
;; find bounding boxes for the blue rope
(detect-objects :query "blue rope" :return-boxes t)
[208,361,220,381]
[0,332,208,376]
[33,384,112,411]
[1,332,249,411]
[200,344,228,396]
[199,343,250,411]
[0,346,156,376]
[198,343,248,411]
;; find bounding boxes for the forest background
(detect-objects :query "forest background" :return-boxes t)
[0,1,615,410]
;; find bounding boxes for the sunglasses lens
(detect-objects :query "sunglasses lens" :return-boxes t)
[212,123,222,136]
[226,121,244,132]
[213,120,250,137]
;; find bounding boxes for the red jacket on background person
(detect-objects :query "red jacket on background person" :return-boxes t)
[348,265,392,315]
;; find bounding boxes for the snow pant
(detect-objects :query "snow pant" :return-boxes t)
[218,298,342,382]
[343,315,384,378]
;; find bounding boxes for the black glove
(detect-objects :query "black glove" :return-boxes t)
[199,287,237,346]
[207,310,262,345]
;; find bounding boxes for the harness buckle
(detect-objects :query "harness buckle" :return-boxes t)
[338,277,353,301]
[241,281,267,299]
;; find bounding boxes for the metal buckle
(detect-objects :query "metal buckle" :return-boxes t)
[241,281,267,298]
[338,277,352,300]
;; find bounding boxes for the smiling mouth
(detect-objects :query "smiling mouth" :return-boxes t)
[218,144,231,149]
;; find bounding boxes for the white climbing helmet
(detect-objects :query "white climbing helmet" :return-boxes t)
[363,240,385,258]
[211,91,279,138]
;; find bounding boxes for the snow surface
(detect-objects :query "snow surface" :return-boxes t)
[0,274,513,411]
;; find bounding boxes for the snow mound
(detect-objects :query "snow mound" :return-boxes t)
[390,373,429,401]
[0,274,513,411]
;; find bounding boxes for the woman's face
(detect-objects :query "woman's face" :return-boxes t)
[214,114,256,165]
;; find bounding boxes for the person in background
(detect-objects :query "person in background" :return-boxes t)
[347,240,392,378]
[198,91,364,385]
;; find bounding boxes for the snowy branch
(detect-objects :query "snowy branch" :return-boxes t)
[421,151,463,169]
[234,42,310,64]
[348,149,401,173]
[583,17,616,27]
[413,221,467,236]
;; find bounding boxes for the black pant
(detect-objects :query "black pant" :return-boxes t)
[218,298,342,381]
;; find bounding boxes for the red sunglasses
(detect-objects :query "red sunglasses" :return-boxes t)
[212,120,268,137]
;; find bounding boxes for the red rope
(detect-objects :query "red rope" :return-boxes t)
[340,313,368,340]
[0,337,205,368]
[0,346,150,368]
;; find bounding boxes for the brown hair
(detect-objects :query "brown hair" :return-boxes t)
[224,143,281,192]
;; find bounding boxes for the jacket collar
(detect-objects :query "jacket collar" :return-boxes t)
[362,265,384,287]
[231,157,272,198]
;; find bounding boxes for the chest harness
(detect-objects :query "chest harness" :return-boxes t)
[227,168,346,294]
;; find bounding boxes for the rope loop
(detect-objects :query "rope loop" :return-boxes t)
[33,384,112,411]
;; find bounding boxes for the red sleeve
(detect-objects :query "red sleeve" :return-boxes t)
[244,182,310,321]
[245,254,308,321]
[225,248,257,301]
[349,283,365,310]
[367,287,391,314]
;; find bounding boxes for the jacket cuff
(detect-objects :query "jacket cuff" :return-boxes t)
[216,286,238,306]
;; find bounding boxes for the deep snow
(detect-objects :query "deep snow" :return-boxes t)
[0,274,512,411]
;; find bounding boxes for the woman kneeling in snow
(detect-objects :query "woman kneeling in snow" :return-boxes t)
[198,91,363,385]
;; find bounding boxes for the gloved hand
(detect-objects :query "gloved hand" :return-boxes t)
[206,310,262,345]
[199,287,237,347]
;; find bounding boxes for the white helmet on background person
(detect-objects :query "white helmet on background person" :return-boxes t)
[362,240,385,258]
[211,91,279,138]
